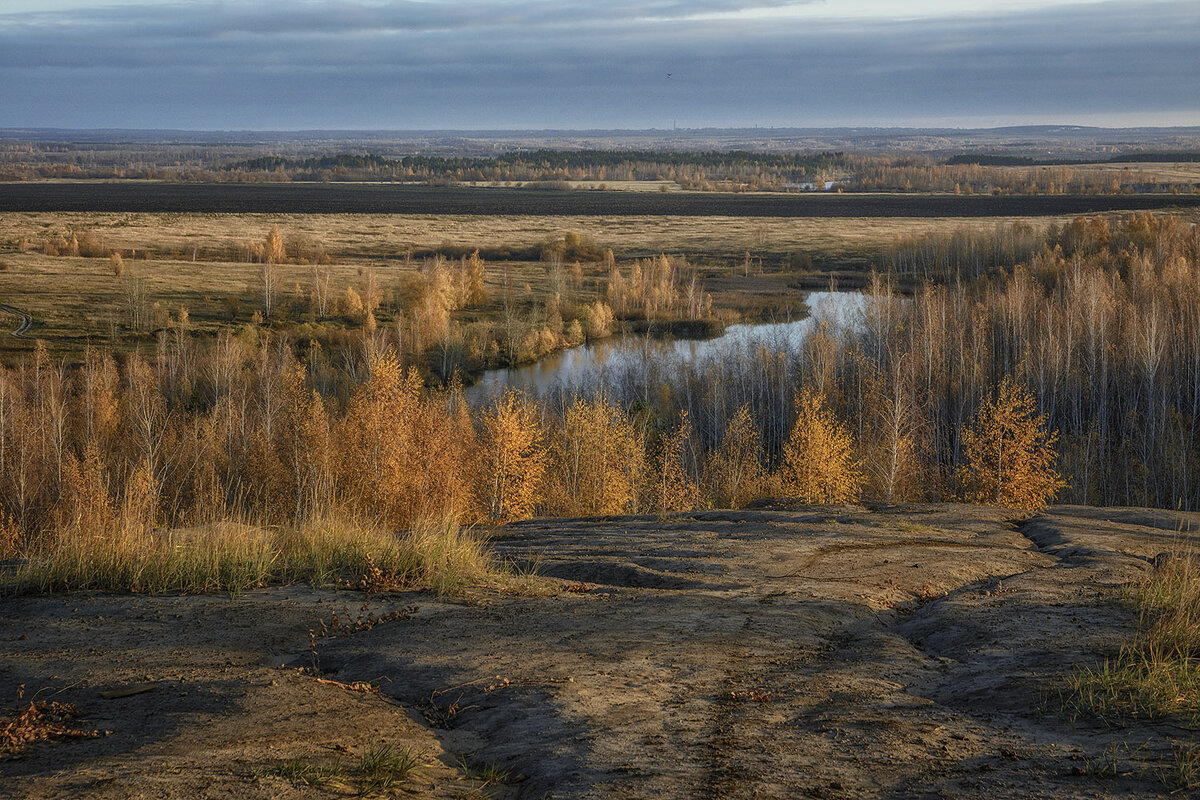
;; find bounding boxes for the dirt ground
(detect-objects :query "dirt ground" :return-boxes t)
[2,504,1197,799]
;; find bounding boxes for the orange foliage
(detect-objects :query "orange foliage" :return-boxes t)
[51,444,114,539]
[650,412,700,514]
[779,388,865,504]
[956,378,1066,511]
[704,405,764,509]
[476,391,545,524]
[339,351,474,527]
[546,395,644,516]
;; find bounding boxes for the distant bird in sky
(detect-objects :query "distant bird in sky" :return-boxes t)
[667,73,672,79]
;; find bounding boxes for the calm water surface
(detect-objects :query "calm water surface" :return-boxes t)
[467,291,867,403]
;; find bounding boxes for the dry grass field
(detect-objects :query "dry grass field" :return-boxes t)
[1077,161,1200,184]
[0,209,1104,259]
[1,207,1193,356]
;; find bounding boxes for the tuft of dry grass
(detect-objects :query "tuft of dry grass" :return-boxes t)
[3,515,504,597]
[1065,550,1200,725]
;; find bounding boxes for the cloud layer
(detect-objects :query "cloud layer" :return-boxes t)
[1,0,1196,129]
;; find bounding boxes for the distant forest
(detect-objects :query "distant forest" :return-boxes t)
[4,141,1200,194]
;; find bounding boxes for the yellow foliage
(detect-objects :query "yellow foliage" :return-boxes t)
[650,412,700,514]
[704,405,764,509]
[0,508,20,558]
[546,395,644,516]
[779,388,865,504]
[276,365,332,519]
[339,352,423,526]
[265,224,286,265]
[463,250,489,307]
[52,444,115,538]
[77,347,120,450]
[342,286,365,318]
[339,352,474,527]
[477,391,545,524]
[956,377,1066,511]
[120,458,159,531]
[582,301,615,340]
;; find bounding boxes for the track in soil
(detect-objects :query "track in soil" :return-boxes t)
[0,303,33,338]
[3,182,1200,217]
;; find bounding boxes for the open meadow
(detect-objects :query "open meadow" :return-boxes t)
[2,193,1198,358]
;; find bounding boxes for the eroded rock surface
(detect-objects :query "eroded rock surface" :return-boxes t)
[2,505,1196,799]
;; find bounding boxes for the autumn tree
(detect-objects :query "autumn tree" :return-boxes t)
[463,250,489,308]
[476,390,545,524]
[276,364,332,520]
[338,351,423,525]
[265,224,286,265]
[861,358,924,502]
[260,261,280,321]
[310,264,333,319]
[546,395,644,516]
[581,301,615,340]
[256,225,286,320]
[76,347,120,454]
[650,411,700,514]
[778,388,864,504]
[52,443,114,538]
[956,377,1065,511]
[704,404,764,509]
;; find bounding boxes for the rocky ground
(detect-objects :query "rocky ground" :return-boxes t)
[2,504,1197,799]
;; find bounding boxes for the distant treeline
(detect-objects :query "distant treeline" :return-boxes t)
[221,149,852,190]
[230,150,848,173]
[4,139,1198,193]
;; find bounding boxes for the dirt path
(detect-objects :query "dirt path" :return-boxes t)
[0,304,33,339]
[2,505,1196,798]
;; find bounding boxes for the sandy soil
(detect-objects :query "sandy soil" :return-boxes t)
[2,504,1197,799]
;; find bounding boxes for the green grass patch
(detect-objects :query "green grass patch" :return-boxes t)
[268,757,348,787]
[1064,550,1200,790]
[1066,553,1200,725]
[457,756,515,787]
[357,742,425,794]
[267,742,426,795]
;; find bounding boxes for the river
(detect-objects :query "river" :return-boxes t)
[466,291,867,403]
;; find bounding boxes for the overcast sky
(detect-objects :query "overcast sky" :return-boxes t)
[1,0,1196,130]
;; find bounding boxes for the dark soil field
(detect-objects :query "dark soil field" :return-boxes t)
[2,504,1197,799]
[3,183,1200,217]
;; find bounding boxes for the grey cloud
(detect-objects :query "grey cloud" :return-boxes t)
[0,0,1195,128]
[0,0,809,37]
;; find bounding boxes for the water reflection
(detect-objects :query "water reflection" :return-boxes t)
[467,291,866,403]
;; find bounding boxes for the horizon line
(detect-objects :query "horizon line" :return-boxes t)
[4,123,1200,136]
